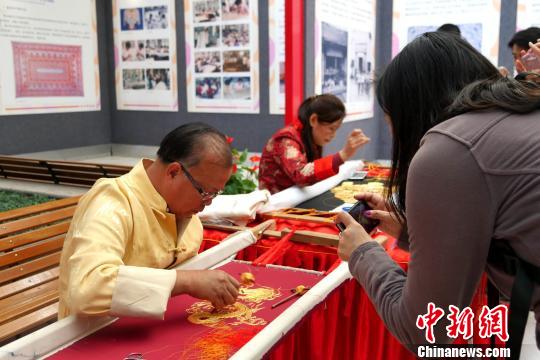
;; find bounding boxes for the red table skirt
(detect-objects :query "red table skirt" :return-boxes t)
[202,222,489,360]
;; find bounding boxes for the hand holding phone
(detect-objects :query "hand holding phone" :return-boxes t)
[521,49,540,71]
[336,200,380,233]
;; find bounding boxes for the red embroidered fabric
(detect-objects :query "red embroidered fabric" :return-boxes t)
[201,219,492,359]
[50,218,492,360]
[50,262,322,360]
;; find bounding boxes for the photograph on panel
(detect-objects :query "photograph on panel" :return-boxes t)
[195,77,222,99]
[194,25,220,48]
[146,39,169,61]
[223,50,250,72]
[194,51,222,73]
[121,40,145,62]
[222,0,249,21]
[321,21,348,102]
[407,23,482,50]
[121,8,144,31]
[144,6,168,30]
[223,76,250,100]
[222,24,250,47]
[347,30,373,103]
[122,69,146,89]
[146,68,171,90]
[194,0,221,23]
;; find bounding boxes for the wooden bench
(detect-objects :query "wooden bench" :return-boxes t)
[0,156,131,187]
[0,196,80,345]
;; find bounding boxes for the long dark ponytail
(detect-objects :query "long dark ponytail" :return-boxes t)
[376,32,501,222]
[448,76,540,116]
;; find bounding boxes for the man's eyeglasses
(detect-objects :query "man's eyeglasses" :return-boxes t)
[178,162,222,202]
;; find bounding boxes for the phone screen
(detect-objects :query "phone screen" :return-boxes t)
[336,200,380,233]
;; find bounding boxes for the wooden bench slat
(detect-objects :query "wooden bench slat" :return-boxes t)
[0,177,53,187]
[49,161,130,169]
[0,197,79,223]
[51,170,104,179]
[0,267,59,300]
[0,157,42,166]
[56,178,97,186]
[48,162,109,170]
[0,302,58,343]
[0,206,76,238]
[0,172,53,182]
[0,251,61,284]
[0,221,70,252]
[0,236,64,267]
[0,164,50,175]
[0,279,59,323]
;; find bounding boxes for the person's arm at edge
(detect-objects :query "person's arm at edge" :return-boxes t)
[274,137,340,186]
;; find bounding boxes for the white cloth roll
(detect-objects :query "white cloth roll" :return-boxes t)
[198,190,271,226]
[259,160,363,212]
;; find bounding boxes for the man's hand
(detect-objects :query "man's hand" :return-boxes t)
[174,269,240,309]
[516,40,540,76]
[339,129,370,161]
[335,211,374,261]
[353,192,403,238]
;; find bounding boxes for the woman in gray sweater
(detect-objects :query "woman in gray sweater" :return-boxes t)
[336,32,540,359]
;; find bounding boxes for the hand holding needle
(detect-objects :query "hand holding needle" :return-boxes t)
[271,285,309,309]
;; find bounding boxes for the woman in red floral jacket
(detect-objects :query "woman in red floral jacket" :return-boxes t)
[259,94,370,194]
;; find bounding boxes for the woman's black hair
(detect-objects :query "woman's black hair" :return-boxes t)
[376,31,500,221]
[448,75,540,116]
[157,122,232,167]
[297,94,346,162]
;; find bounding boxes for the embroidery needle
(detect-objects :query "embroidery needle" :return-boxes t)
[271,285,309,309]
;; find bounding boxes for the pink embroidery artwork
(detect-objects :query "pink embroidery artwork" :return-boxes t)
[12,42,84,97]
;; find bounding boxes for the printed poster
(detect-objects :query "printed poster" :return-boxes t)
[269,0,285,114]
[314,0,376,121]
[0,0,100,115]
[113,0,178,111]
[184,0,260,113]
[517,0,540,29]
[392,0,501,64]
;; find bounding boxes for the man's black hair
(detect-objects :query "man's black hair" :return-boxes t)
[437,23,461,36]
[508,27,540,49]
[157,122,232,168]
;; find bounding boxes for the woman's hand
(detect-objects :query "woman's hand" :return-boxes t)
[335,211,374,261]
[353,192,403,238]
[339,129,370,161]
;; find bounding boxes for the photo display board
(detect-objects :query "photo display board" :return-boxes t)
[113,0,178,111]
[0,0,100,115]
[314,0,376,121]
[517,0,540,29]
[184,0,260,113]
[269,0,285,115]
[392,0,502,65]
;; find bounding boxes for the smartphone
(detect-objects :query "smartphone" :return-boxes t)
[349,170,368,180]
[521,49,540,70]
[336,200,380,233]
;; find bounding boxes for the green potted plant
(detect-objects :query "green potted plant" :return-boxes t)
[223,136,260,195]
